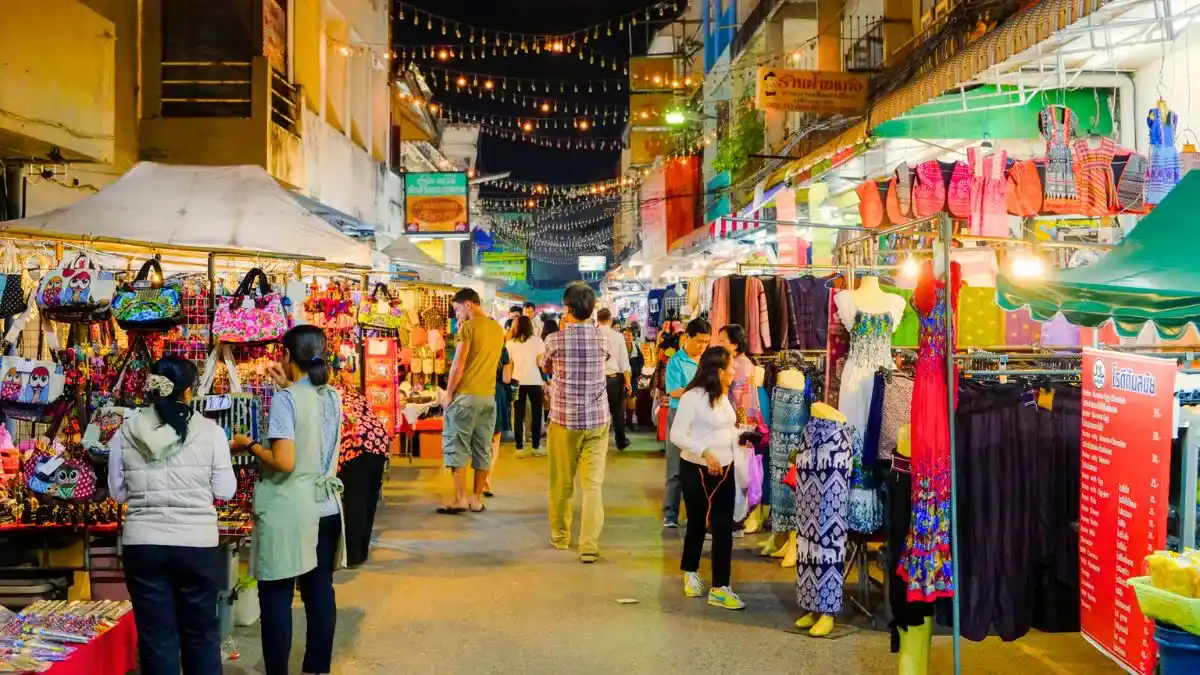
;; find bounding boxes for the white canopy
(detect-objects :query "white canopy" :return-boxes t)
[380,234,457,281]
[0,162,372,266]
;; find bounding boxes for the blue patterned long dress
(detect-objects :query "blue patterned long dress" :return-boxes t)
[794,416,855,615]
[767,385,809,533]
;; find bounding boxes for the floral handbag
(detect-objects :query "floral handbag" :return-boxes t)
[36,253,117,323]
[213,268,289,344]
[113,258,184,332]
[0,308,66,410]
[358,284,407,330]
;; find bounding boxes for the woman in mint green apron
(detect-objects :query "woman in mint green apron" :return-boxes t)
[235,326,346,675]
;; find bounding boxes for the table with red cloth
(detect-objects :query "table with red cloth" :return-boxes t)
[43,612,137,675]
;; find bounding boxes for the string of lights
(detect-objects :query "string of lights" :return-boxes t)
[439,105,626,131]
[478,192,620,211]
[393,0,680,46]
[482,176,640,197]
[420,66,626,95]
[492,211,618,233]
[395,41,627,73]
[456,123,625,150]
[395,84,626,117]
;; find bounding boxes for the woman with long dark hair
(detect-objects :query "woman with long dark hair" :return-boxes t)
[668,346,747,610]
[507,315,546,457]
[108,356,235,675]
[234,325,345,675]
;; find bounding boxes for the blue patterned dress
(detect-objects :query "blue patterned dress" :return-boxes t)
[768,385,809,533]
[794,416,855,615]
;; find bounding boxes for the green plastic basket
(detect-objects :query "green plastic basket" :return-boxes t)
[1128,576,1200,636]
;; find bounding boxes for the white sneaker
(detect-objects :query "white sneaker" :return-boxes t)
[708,586,746,610]
[684,572,705,598]
[733,529,744,538]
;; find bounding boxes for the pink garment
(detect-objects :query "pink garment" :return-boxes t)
[1003,308,1038,346]
[946,161,973,219]
[968,147,1009,236]
[744,276,772,354]
[708,277,730,348]
[729,354,762,424]
[911,161,946,217]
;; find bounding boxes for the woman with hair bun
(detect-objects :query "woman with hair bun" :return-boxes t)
[108,355,235,675]
[233,325,346,675]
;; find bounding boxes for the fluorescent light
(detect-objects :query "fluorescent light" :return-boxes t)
[901,256,919,278]
[665,110,686,125]
[1010,253,1046,279]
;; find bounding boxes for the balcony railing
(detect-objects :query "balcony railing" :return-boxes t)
[160,61,252,118]
[270,69,301,136]
[843,16,885,72]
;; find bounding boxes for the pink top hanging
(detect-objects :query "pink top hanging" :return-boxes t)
[946,161,972,219]
[967,146,1009,237]
[911,161,946,217]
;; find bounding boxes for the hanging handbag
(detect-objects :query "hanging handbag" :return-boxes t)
[36,253,117,323]
[358,283,406,330]
[0,243,28,319]
[112,258,185,332]
[0,306,66,411]
[783,463,799,490]
[212,268,289,344]
[193,344,266,441]
[81,336,151,461]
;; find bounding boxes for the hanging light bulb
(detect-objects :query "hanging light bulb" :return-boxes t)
[437,49,449,61]
[541,102,550,112]
[522,121,533,132]
[901,256,919,279]
[484,79,494,89]
[456,75,467,87]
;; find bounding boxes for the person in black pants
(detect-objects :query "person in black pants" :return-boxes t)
[334,381,392,567]
[597,308,631,450]
[508,315,547,457]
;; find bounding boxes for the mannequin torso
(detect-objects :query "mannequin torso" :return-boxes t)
[811,401,847,423]
[777,368,806,391]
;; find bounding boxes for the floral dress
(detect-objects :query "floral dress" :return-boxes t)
[1039,105,1080,213]
[335,384,391,473]
[1148,106,1181,205]
[897,261,962,601]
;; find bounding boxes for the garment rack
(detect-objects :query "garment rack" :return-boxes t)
[960,369,1081,377]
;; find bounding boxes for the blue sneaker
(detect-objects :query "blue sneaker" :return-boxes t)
[708,587,746,610]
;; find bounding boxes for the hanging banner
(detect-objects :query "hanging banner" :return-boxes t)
[755,67,869,115]
[641,171,667,259]
[481,252,527,282]
[404,172,469,235]
[1079,349,1176,675]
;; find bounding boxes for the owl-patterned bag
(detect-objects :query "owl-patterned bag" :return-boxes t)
[36,253,117,324]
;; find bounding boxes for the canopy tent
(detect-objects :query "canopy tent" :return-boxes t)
[291,192,376,241]
[997,171,1200,339]
[379,234,454,280]
[0,162,372,267]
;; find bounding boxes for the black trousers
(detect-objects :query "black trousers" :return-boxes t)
[679,462,735,588]
[123,544,222,675]
[259,514,341,675]
[513,385,544,450]
[338,453,387,567]
[605,375,628,446]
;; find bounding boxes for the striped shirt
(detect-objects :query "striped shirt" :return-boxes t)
[544,322,610,430]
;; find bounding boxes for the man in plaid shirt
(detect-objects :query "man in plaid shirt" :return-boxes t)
[543,282,610,563]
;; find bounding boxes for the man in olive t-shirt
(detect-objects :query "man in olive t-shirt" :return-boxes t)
[439,287,505,514]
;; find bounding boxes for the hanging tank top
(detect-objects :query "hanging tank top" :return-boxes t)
[945,160,972,219]
[1005,158,1042,217]
[911,161,946,217]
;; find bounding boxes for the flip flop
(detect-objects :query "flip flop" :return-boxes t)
[470,504,487,513]
[436,506,467,515]
[483,491,495,498]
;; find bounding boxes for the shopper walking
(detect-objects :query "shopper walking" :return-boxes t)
[108,356,234,675]
[438,287,504,514]
[484,345,512,498]
[237,326,346,675]
[544,282,611,563]
[669,346,748,610]
[334,376,392,568]
[625,327,644,429]
[662,318,711,528]
[597,308,632,450]
[507,315,546,457]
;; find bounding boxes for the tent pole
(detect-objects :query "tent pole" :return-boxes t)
[942,213,962,675]
[207,253,217,350]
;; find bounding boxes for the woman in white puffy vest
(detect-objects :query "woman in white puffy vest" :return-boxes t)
[107,356,236,675]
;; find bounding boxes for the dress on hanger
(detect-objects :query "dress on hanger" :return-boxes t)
[967,147,1009,236]
[1040,105,1080,213]
[1114,152,1150,214]
[945,161,973,220]
[1072,136,1118,216]
[911,161,947,217]
[787,276,830,350]
[897,260,962,602]
[794,415,855,615]
[1148,106,1181,205]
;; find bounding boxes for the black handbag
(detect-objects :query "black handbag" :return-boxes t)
[0,244,28,319]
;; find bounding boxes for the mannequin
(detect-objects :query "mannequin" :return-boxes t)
[762,367,806,567]
[794,401,852,638]
[743,365,771,534]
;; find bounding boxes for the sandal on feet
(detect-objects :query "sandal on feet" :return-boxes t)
[470,504,487,513]
[436,506,467,515]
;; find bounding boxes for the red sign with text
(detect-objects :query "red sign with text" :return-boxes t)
[1079,349,1175,675]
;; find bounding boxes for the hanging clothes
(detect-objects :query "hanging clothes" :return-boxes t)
[787,276,831,350]
[1003,308,1040,347]
[898,260,962,602]
[794,415,855,616]
[956,287,1004,348]
[1040,314,1080,346]
[951,249,999,288]
[1071,136,1119,216]
[881,286,918,348]
[744,275,771,354]
[648,288,666,329]
[768,385,809,534]
[1005,158,1043,217]
[945,160,973,220]
[834,289,905,436]
[888,456,937,652]
[857,180,886,228]
[1148,105,1181,205]
[885,175,909,225]
[911,161,947,217]
[877,374,913,463]
[893,162,914,220]
[967,147,1009,236]
[1039,105,1080,213]
[1113,152,1150,214]
[761,276,792,352]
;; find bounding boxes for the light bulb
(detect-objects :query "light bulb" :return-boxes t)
[901,256,919,278]
[456,76,467,87]
[1011,253,1047,279]
[522,121,533,132]
[541,102,550,112]
[437,49,449,61]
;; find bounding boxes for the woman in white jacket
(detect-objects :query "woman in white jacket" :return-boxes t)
[669,346,749,610]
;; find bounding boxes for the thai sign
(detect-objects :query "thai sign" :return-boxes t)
[754,67,869,115]
[481,252,527,282]
[404,172,469,235]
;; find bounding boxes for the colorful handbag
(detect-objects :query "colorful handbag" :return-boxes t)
[36,253,117,323]
[358,284,407,330]
[22,439,96,501]
[213,268,289,344]
[0,308,65,410]
[0,243,28,319]
[194,344,265,441]
[113,258,184,332]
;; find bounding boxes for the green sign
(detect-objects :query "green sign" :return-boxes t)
[404,172,469,235]
[482,252,527,282]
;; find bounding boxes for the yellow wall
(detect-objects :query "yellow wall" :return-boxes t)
[0,0,117,163]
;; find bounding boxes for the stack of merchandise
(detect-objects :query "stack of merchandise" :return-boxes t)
[0,600,131,672]
[1130,550,1200,636]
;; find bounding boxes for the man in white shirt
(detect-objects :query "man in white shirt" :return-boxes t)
[523,302,543,338]
[597,308,631,450]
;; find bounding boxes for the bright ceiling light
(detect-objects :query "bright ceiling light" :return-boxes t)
[901,256,919,278]
[665,110,686,125]
[1010,253,1047,279]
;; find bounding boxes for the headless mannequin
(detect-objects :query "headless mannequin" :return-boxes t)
[760,368,805,564]
[842,274,901,314]
[743,365,770,535]
[795,402,848,638]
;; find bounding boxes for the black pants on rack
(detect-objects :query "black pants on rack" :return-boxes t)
[259,514,341,675]
[513,385,544,450]
[338,453,387,567]
[680,462,735,588]
[606,375,629,447]
[124,544,222,675]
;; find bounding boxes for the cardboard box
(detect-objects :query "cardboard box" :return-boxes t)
[418,431,443,460]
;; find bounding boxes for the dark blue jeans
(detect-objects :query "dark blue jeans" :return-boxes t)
[123,544,222,675]
[258,514,341,675]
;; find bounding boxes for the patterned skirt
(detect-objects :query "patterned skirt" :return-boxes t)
[795,417,854,615]
[768,387,809,532]
[1148,145,1181,205]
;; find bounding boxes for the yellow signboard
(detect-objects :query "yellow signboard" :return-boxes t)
[755,67,869,115]
[404,172,469,235]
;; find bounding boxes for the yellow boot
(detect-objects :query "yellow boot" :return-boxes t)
[780,531,798,568]
[762,532,784,557]
[744,506,764,534]
[795,612,817,629]
[809,614,835,637]
[898,616,933,675]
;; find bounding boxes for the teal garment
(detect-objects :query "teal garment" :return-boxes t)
[665,350,697,410]
[881,286,918,347]
[252,379,347,582]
